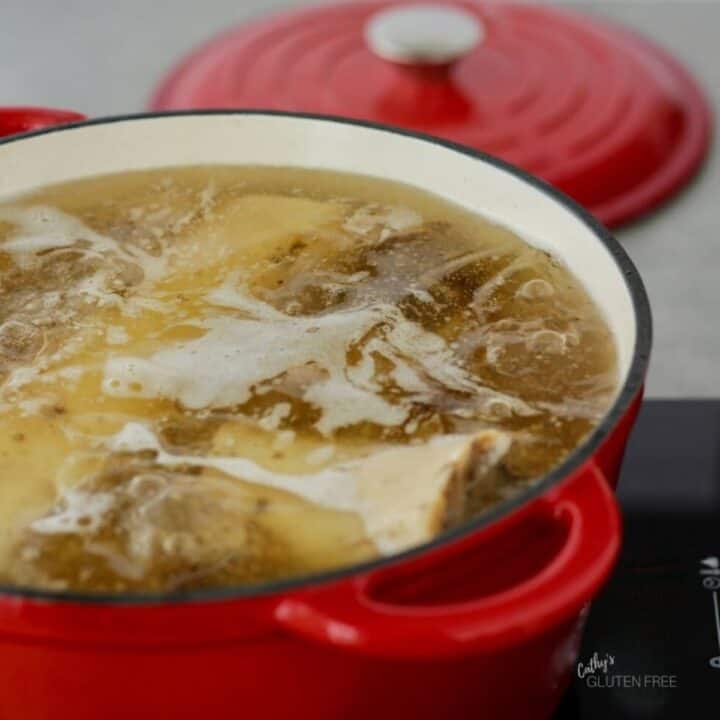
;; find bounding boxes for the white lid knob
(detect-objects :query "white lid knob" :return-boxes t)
[365,4,483,66]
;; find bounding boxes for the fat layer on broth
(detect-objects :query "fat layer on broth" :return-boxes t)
[0,166,618,593]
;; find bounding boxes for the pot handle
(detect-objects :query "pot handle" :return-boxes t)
[275,461,620,658]
[0,106,87,138]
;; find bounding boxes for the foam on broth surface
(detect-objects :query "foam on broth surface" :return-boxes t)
[0,166,618,593]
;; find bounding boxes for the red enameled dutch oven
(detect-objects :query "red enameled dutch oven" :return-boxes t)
[0,107,651,720]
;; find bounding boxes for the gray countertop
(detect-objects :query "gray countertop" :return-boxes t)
[2,0,717,398]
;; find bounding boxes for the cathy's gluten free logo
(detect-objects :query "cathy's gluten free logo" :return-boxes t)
[576,652,677,690]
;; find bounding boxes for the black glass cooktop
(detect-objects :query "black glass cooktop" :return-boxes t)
[555,400,720,720]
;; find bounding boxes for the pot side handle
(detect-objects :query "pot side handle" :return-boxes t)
[0,107,87,138]
[275,462,620,659]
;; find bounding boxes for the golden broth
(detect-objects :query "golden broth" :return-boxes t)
[0,166,617,592]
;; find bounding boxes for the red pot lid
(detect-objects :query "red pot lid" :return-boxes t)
[150,1,712,228]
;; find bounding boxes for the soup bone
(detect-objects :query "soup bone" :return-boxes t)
[104,422,511,555]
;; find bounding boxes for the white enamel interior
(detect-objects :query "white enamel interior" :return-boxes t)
[0,114,637,386]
